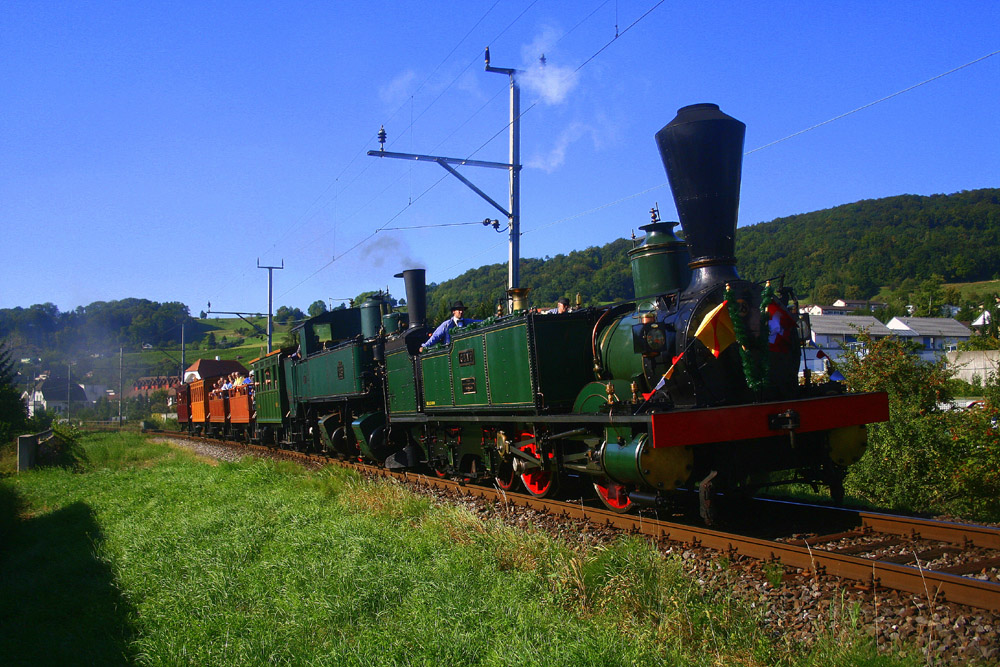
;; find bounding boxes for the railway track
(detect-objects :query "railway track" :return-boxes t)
[164,431,1000,613]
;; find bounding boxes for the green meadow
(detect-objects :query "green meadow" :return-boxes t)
[0,432,914,666]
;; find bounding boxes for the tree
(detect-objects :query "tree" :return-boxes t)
[0,341,28,444]
[911,275,945,317]
[308,300,328,318]
[812,284,840,305]
[275,305,305,324]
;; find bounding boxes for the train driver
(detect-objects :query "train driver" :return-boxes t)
[420,301,479,352]
[546,297,570,314]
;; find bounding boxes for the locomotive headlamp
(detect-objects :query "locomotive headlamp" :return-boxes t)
[796,312,811,346]
[632,321,671,357]
[645,326,667,351]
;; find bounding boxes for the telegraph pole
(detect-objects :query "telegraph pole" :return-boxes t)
[367,47,522,291]
[484,47,521,290]
[258,259,284,353]
[118,347,123,426]
[180,322,186,380]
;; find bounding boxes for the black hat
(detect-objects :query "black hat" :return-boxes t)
[450,301,466,311]
[556,297,570,307]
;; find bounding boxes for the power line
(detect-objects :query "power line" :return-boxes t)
[745,48,1000,155]
[383,219,501,231]
[440,48,1000,269]
[255,2,509,264]
[285,0,669,294]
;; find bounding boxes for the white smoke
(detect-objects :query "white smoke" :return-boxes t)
[526,121,595,173]
[379,69,417,106]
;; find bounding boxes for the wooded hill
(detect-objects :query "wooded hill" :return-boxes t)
[735,188,1000,300]
[426,188,1000,319]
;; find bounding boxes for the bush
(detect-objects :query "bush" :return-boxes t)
[35,424,88,470]
[840,332,1000,521]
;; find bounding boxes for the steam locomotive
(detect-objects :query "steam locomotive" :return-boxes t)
[177,104,889,519]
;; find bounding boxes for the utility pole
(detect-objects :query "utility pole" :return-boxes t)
[180,322,186,380]
[258,259,284,354]
[367,47,522,291]
[484,46,521,291]
[118,347,123,427]
[67,363,71,424]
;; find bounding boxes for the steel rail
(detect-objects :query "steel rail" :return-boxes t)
[338,459,1000,611]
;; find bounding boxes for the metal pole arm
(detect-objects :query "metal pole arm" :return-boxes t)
[366,149,515,171]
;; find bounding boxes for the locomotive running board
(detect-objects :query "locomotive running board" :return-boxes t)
[648,392,889,449]
[387,392,890,442]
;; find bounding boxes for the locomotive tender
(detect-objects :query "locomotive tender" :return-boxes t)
[183,104,889,518]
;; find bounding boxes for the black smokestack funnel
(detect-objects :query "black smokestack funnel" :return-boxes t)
[394,269,426,329]
[655,103,745,293]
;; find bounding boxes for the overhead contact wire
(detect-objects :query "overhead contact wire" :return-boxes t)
[745,48,1000,155]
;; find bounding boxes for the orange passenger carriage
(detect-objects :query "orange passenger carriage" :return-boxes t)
[229,384,252,424]
[174,383,191,428]
[208,386,229,436]
[189,379,210,431]
[179,359,250,437]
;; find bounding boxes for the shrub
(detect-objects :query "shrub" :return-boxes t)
[840,332,1000,521]
[35,424,88,470]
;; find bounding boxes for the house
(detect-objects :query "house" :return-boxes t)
[885,317,972,353]
[83,384,111,403]
[800,315,893,375]
[832,299,887,312]
[130,375,181,397]
[802,304,855,316]
[803,299,888,317]
[971,310,992,327]
[805,315,893,348]
[24,376,89,418]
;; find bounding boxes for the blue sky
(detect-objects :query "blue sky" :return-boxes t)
[3,1,998,315]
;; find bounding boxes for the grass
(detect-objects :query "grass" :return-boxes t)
[0,432,921,666]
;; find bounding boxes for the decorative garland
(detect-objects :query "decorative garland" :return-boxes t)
[725,284,771,392]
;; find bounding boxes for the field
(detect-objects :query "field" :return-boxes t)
[0,432,916,666]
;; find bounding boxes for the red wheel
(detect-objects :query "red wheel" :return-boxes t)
[518,434,559,498]
[495,459,520,491]
[593,476,633,513]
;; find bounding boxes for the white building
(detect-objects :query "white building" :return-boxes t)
[23,376,89,417]
[800,315,893,374]
[832,299,887,312]
[806,315,893,348]
[885,317,972,355]
[802,304,855,316]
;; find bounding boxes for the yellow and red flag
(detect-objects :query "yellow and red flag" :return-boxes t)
[694,301,736,358]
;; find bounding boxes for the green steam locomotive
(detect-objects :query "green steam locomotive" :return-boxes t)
[192,103,889,518]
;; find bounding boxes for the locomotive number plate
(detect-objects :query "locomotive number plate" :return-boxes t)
[458,349,475,366]
[337,361,345,380]
[461,377,477,394]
